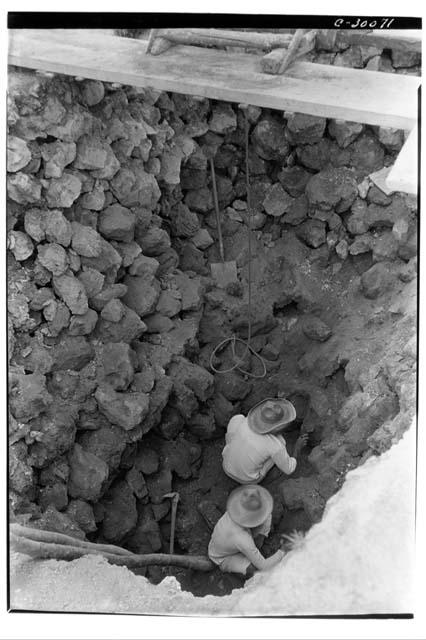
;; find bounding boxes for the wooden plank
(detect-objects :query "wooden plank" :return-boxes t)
[386,126,418,194]
[8,29,420,129]
[337,29,421,52]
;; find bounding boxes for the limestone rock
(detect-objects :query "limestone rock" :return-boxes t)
[7,136,31,172]
[278,166,311,197]
[302,316,332,341]
[33,506,85,540]
[80,237,122,275]
[78,267,105,298]
[9,442,34,494]
[41,141,76,178]
[134,448,160,475]
[184,187,213,213]
[349,133,385,178]
[89,284,128,311]
[122,274,161,318]
[9,369,52,423]
[281,195,308,226]
[215,371,252,402]
[156,289,182,318]
[285,113,326,145]
[68,309,98,335]
[95,384,150,431]
[125,467,148,500]
[251,116,289,160]
[263,183,293,217]
[38,483,68,511]
[170,203,200,238]
[209,103,237,134]
[95,304,146,344]
[375,127,404,152]
[68,443,108,502]
[97,342,136,391]
[8,231,34,261]
[79,186,106,211]
[74,135,109,170]
[191,228,214,250]
[361,262,395,299]
[65,499,97,533]
[53,273,89,315]
[45,172,82,208]
[296,138,351,172]
[367,185,392,206]
[306,168,358,212]
[100,298,126,323]
[349,234,373,255]
[51,336,95,371]
[78,424,127,471]
[44,301,71,337]
[98,204,136,242]
[391,48,421,68]
[71,221,103,257]
[110,165,161,208]
[37,243,69,276]
[328,119,364,148]
[144,313,174,334]
[80,79,105,106]
[129,254,160,277]
[28,407,77,468]
[136,227,171,257]
[295,220,326,248]
[7,172,41,204]
[372,232,399,262]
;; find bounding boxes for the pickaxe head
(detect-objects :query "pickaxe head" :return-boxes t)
[162,492,179,503]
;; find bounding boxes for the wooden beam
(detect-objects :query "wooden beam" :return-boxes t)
[386,126,418,195]
[8,29,420,129]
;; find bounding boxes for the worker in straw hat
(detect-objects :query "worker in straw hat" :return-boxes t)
[208,484,285,575]
[222,397,308,484]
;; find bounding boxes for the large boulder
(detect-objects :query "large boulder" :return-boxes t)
[98,204,136,242]
[285,113,326,145]
[96,342,136,391]
[28,407,77,468]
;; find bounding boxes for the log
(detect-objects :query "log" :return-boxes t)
[11,534,214,571]
[10,523,133,556]
[152,28,294,53]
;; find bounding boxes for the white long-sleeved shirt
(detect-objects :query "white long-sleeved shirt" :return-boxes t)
[208,512,284,571]
[222,414,297,484]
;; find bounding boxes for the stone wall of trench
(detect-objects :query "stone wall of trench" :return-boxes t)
[7,34,419,588]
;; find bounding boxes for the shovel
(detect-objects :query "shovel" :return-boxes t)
[209,157,238,289]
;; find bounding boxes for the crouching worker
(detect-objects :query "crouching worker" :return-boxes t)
[208,485,285,576]
[222,397,308,485]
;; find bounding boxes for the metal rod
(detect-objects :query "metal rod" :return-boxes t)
[210,157,225,263]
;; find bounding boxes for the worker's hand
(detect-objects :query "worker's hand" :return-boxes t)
[293,433,309,456]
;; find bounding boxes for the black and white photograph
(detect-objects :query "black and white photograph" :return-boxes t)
[3,6,424,636]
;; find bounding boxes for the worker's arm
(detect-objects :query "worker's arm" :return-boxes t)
[225,414,244,444]
[271,445,297,475]
[237,534,285,571]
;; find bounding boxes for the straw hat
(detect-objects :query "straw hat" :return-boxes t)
[227,485,273,528]
[248,398,296,435]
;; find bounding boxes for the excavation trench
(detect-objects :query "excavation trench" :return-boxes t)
[8,67,417,601]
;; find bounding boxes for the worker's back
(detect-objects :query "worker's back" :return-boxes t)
[222,414,287,483]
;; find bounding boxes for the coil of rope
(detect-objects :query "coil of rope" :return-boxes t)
[209,107,267,379]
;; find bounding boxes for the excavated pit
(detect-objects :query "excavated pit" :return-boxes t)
[7,50,418,601]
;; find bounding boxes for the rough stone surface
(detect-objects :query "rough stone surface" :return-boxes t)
[53,274,89,315]
[306,168,358,212]
[71,222,103,258]
[122,274,161,318]
[263,183,293,217]
[45,173,82,208]
[302,316,332,341]
[98,205,136,242]
[95,385,150,431]
[361,262,395,299]
[285,113,326,145]
[7,136,32,172]
[328,120,364,148]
